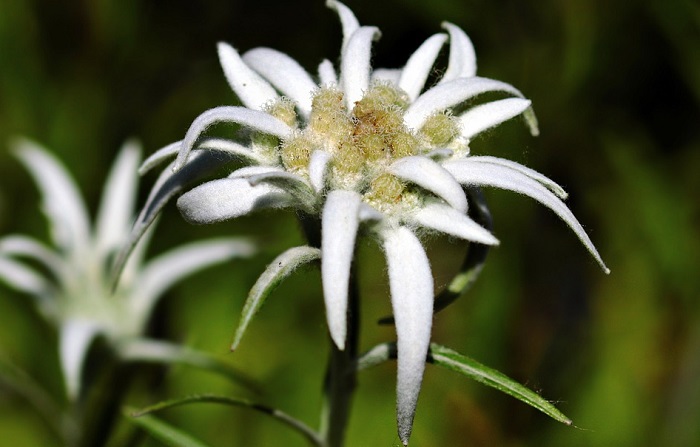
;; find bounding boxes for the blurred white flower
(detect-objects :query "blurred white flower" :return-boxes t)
[134,1,608,443]
[0,139,254,399]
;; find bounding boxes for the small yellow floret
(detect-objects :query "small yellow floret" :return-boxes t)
[364,173,405,208]
[265,98,298,128]
[388,132,418,158]
[299,83,425,209]
[280,135,313,171]
[309,87,353,148]
[366,81,410,110]
[355,133,388,161]
[333,137,365,174]
[420,112,460,147]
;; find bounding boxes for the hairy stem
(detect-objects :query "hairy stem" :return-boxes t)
[320,265,359,447]
[298,212,359,447]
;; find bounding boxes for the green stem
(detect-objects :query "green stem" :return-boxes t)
[77,353,134,447]
[298,212,359,447]
[319,265,359,447]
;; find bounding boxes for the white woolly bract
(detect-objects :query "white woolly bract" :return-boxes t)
[382,226,434,445]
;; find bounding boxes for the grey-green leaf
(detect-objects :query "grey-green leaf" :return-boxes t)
[356,342,396,371]
[132,395,323,447]
[429,343,573,426]
[231,246,320,351]
[116,339,259,392]
[432,187,492,314]
[112,149,235,288]
[127,410,213,447]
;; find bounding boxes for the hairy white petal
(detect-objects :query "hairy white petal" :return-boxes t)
[60,320,101,399]
[228,165,284,178]
[467,156,568,199]
[0,256,53,296]
[360,203,384,222]
[177,178,292,224]
[444,160,609,273]
[389,156,468,213]
[243,48,317,117]
[341,26,381,108]
[309,150,332,193]
[142,138,266,175]
[359,203,384,222]
[382,226,433,446]
[371,68,402,84]
[12,139,91,261]
[95,141,141,257]
[405,77,524,131]
[139,141,182,175]
[247,171,317,211]
[327,0,360,50]
[425,148,454,160]
[247,170,310,188]
[399,33,448,101]
[318,59,338,85]
[439,22,477,82]
[217,42,278,110]
[0,235,63,277]
[198,138,271,165]
[175,106,292,170]
[409,202,498,245]
[321,191,362,350]
[458,98,532,139]
[131,239,255,329]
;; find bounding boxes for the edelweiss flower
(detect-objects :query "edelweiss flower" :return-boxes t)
[0,139,254,399]
[134,1,608,443]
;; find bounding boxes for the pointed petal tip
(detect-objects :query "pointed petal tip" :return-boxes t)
[331,332,346,351]
[398,421,412,446]
[8,135,36,155]
[524,107,540,137]
[589,245,610,275]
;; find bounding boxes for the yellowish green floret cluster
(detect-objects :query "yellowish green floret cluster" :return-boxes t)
[262,82,463,213]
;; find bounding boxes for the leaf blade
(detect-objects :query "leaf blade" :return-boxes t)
[132,394,322,447]
[116,339,259,392]
[127,410,213,447]
[429,343,573,426]
[231,246,321,350]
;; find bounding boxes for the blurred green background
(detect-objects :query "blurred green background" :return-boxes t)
[1,0,699,445]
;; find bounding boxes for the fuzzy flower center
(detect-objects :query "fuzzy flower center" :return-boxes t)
[268,82,461,212]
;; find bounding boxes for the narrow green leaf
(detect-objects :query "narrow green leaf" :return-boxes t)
[0,354,77,442]
[431,187,492,313]
[356,342,396,371]
[127,409,213,447]
[116,339,260,392]
[429,343,573,425]
[232,246,320,350]
[132,394,323,447]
